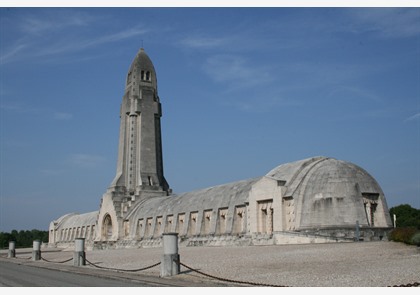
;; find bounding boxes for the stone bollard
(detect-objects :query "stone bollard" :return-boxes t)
[160,233,180,277]
[32,240,41,261]
[73,238,86,266]
[8,241,16,258]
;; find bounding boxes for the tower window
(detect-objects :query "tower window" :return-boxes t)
[140,70,151,81]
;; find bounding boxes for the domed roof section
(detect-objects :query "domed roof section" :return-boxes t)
[126,48,158,91]
[301,158,384,196]
[265,156,326,187]
[266,156,391,229]
[266,156,384,197]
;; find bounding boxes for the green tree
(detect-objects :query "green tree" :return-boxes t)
[389,204,420,229]
[0,232,12,249]
[0,229,49,248]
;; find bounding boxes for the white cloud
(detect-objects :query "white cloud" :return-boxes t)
[1,9,148,65]
[345,8,420,39]
[68,153,106,168]
[203,54,273,89]
[405,113,420,122]
[39,169,64,176]
[180,36,225,49]
[19,12,91,35]
[0,43,27,65]
[1,101,73,120]
[26,26,149,59]
[53,112,73,120]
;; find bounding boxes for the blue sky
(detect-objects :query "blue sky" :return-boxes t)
[0,7,419,232]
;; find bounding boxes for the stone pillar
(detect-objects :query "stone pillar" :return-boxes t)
[32,240,41,261]
[73,238,86,266]
[160,233,180,277]
[8,241,16,258]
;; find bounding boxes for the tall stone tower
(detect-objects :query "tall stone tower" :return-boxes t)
[110,47,170,194]
[96,48,170,242]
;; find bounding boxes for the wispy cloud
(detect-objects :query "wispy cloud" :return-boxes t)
[39,26,149,58]
[1,101,73,121]
[405,113,420,122]
[222,94,302,113]
[0,43,27,64]
[180,36,226,49]
[68,153,106,169]
[39,169,64,176]
[326,85,383,103]
[203,54,273,90]
[345,8,420,39]
[53,112,73,120]
[1,10,149,65]
[19,11,92,35]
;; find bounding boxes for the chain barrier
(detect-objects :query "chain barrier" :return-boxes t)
[174,259,289,287]
[85,258,161,272]
[15,255,31,260]
[41,257,73,264]
[389,282,420,287]
[175,260,420,287]
[2,251,418,287]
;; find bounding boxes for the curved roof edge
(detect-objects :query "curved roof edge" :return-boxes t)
[128,177,261,220]
[54,211,98,229]
[265,156,328,183]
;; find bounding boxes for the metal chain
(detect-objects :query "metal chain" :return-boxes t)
[85,258,161,272]
[41,257,73,264]
[15,255,31,260]
[174,260,289,287]
[388,282,420,287]
[176,260,420,287]
[2,253,417,287]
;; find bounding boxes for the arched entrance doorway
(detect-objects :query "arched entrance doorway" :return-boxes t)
[102,214,113,240]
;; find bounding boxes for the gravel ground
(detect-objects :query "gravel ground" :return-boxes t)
[8,241,420,287]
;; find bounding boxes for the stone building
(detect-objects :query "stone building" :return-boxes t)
[49,48,393,249]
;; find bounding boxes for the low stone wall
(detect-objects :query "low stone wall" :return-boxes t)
[54,227,392,251]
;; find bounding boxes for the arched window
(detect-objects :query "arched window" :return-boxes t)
[140,70,151,81]
[102,214,113,240]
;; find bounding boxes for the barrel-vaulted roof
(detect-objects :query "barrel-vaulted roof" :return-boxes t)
[128,177,261,221]
[54,211,98,229]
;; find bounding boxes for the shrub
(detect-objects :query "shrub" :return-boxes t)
[388,227,418,245]
[410,232,420,246]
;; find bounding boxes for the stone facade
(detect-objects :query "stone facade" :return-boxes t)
[49,48,393,250]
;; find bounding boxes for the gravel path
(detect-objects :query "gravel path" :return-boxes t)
[14,241,420,287]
